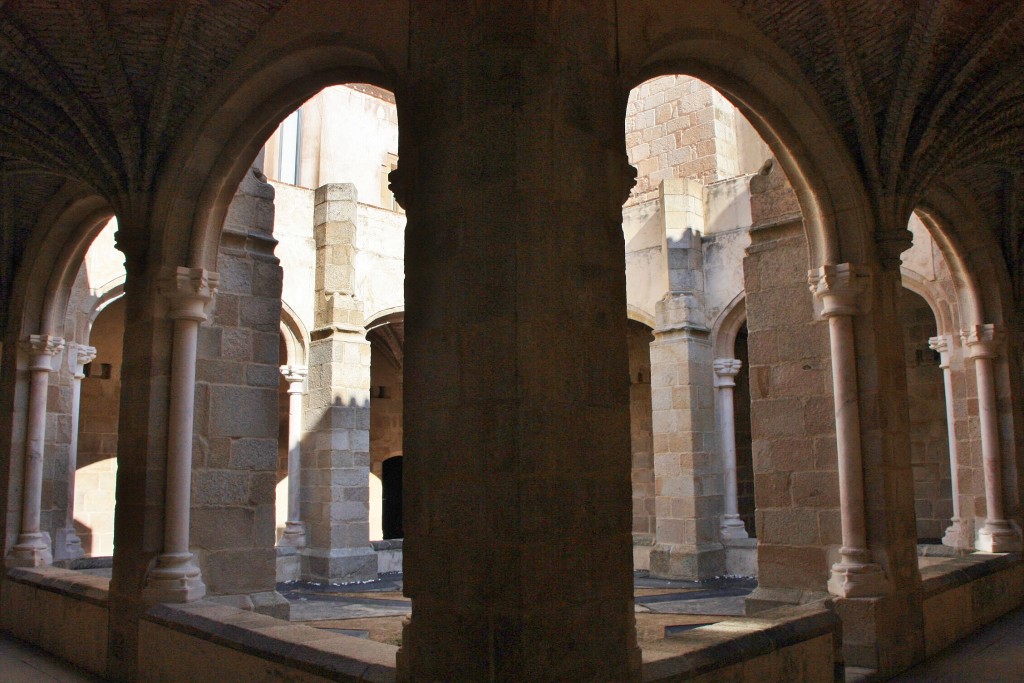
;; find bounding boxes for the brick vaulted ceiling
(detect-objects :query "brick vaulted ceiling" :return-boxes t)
[0,1,1023,321]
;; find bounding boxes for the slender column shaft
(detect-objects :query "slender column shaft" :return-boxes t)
[929,336,964,546]
[975,355,1005,520]
[7,335,64,567]
[143,267,218,603]
[56,344,96,560]
[962,324,1020,551]
[829,314,869,556]
[809,264,887,598]
[279,365,307,547]
[714,358,746,539]
[164,318,200,557]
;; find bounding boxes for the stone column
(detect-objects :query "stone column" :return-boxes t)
[962,324,1022,552]
[714,358,748,539]
[648,190,726,579]
[143,267,217,603]
[809,264,888,598]
[279,365,307,548]
[54,343,96,561]
[929,335,967,548]
[395,11,640,680]
[302,183,377,582]
[7,334,65,567]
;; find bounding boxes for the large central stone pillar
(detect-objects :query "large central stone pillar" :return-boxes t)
[395,8,640,681]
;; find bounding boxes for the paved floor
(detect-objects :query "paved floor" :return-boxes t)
[0,633,104,683]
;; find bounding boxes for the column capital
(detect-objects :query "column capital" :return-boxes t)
[388,165,407,211]
[808,263,871,317]
[280,365,308,392]
[928,335,953,368]
[24,334,65,371]
[961,324,1004,360]
[874,226,914,270]
[158,267,219,322]
[713,358,743,387]
[68,343,98,379]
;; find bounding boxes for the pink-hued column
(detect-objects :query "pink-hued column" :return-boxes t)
[7,334,65,567]
[54,343,97,561]
[809,264,888,598]
[928,335,967,549]
[714,358,748,540]
[143,267,218,603]
[962,324,1022,552]
[278,365,307,548]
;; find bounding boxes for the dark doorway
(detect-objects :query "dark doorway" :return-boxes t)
[382,456,403,539]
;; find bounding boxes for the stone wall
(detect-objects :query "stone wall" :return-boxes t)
[40,344,72,557]
[191,167,284,608]
[898,288,952,541]
[744,162,837,607]
[625,75,769,207]
[628,320,655,540]
[734,327,756,536]
[74,297,124,557]
[369,334,403,542]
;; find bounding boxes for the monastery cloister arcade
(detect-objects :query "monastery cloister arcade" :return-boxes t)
[2,5,1024,681]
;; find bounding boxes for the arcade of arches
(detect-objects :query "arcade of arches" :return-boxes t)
[2,4,1024,682]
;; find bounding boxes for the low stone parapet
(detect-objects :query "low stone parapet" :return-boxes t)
[0,566,109,676]
[920,552,1023,657]
[642,599,842,682]
[139,600,397,682]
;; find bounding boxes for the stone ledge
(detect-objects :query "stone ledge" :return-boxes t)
[919,552,1021,598]
[143,601,397,682]
[4,566,110,607]
[369,539,402,551]
[642,599,841,681]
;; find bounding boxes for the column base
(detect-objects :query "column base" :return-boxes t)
[205,590,291,620]
[53,527,85,562]
[828,560,888,598]
[976,522,1022,553]
[278,521,306,548]
[941,518,971,550]
[720,516,749,540]
[649,542,724,580]
[745,586,830,614]
[142,552,207,603]
[6,532,52,567]
[300,546,378,583]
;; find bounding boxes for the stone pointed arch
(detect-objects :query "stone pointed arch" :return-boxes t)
[149,14,404,274]
[619,1,872,270]
[279,299,309,368]
[917,181,1006,328]
[711,293,747,360]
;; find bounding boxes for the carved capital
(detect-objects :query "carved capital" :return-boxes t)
[280,365,308,392]
[158,267,219,322]
[387,165,407,210]
[620,160,638,206]
[24,335,65,372]
[928,335,952,369]
[961,324,1004,360]
[874,227,914,269]
[68,344,98,379]
[713,358,743,387]
[808,263,870,317]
